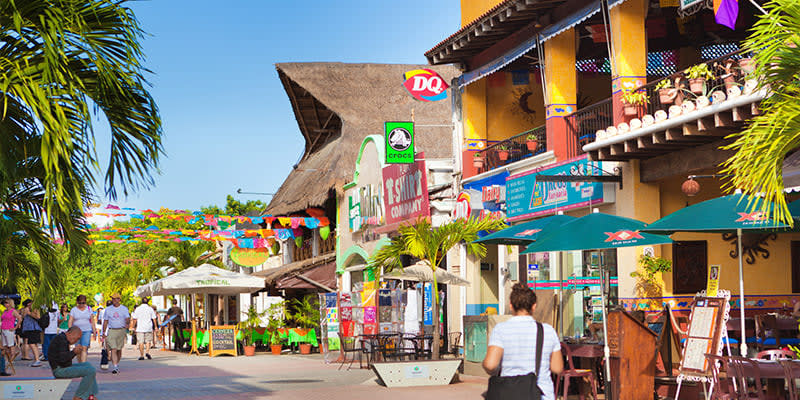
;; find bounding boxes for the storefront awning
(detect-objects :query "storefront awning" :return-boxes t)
[276,261,336,291]
[457,35,540,89]
[539,0,602,43]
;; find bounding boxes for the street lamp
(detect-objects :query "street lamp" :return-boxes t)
[236,188,276,196]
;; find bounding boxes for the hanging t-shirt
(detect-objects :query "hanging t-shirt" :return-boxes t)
[131,304,157,332]
[103,305,130,330]
[70,306,93,332]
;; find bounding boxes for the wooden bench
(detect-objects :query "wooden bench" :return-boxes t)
[0,377,70,399]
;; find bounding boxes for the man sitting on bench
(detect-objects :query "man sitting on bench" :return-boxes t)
[48,326,98,400]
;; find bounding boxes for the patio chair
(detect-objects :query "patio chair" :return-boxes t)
[756,349,796,361]
[555,342,598,400]
[705,354,735,400]
[725,355,781,400]
[337,332,361,370]
[441,332,462,358]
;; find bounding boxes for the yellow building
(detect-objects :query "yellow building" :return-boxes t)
[428,0,797,339]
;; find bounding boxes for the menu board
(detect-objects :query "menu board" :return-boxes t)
[209,325,238,357]
[678,297,727,376]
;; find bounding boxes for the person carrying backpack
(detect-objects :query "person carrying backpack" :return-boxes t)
[42,306,59,362]
[20,300,43,367]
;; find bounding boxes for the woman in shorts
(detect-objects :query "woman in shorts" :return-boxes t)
[19,302,42,367]
[68,295,96,363]
[0,299,21,363]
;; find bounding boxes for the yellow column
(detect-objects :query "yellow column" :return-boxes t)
[543,28,576,161]
[463,79,488,151]
[609,0,648,107]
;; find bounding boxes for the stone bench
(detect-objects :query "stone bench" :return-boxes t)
[1,377,70,399]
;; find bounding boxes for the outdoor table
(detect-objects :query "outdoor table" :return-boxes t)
[287,328,318,347]
[358,334,380,365]
[741,359,800,396]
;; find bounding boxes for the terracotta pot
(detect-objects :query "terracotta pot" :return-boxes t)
[689,78,705,94]
[270,344,282,355]
[497,150,509,161]
[658,88,674,105]
[739,58,755,74]
[723,74,738,89]
[299,343,312,354]
[244,345,256,356]
[472,157,484,169]
[525,140,538,152]
[623,104,639,116]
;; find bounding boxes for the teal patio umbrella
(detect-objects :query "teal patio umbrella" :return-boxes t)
[473,214,576,246]
[522,211,672,395]
[643,193,790,356]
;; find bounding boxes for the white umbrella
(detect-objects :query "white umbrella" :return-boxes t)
[147,263,265,296]
[384,261,471,286]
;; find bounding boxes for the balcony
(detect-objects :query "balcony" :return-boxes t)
[473,126,547,174]
[565,99,614,159]
[292,232,336,262]
[578,50,763,162]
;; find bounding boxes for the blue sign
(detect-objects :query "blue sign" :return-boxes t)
[506,158,605,220]
[423,282,433,326]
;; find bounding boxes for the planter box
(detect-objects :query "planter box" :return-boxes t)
[371,359,463,387]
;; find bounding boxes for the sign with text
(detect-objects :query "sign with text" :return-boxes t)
[385,122,415,164]
[506,158,606,220]
[707,265,720,297]
[382,158,430,225]
[208,325,238,357]
[403,69,449,102]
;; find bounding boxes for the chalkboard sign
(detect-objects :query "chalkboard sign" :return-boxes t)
[209,325,238,357]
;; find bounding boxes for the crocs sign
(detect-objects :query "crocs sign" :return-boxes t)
[403,69,449,102]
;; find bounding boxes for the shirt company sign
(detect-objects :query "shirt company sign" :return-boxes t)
[382,158,430,225]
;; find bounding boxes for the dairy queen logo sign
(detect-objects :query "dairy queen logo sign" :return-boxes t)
[403,69,449,102]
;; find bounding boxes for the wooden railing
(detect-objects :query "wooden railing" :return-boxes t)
[292,232,336,262]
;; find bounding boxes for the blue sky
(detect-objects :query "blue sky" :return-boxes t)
[93,0,460,213]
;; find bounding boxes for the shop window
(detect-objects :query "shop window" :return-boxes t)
[672,241,708,294]
[791,241,800,293]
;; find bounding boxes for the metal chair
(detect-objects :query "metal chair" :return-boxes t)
[441,332,462,358]
[555,342,598,400]
[705,354,735,400]
[756,349,796,361]
[725,355,781,400]
[337,332,361,370]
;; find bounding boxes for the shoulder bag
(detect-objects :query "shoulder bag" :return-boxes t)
[485,321,544,400]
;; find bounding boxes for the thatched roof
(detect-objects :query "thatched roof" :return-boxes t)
[266,63,459,216]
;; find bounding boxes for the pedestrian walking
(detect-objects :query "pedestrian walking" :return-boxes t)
[482,283,564,400]
[130,297,157,360]
[48,326,99,400]
[1,299,21,372]
[166,299,184,351]
[42,305,59,362]
[58,304,70,333]
[20,300,43,367]
[69,295,96,363]
[101,294,129,374]
[99,301,111,371]
[17,301,30,361]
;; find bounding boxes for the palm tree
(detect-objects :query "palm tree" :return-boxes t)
[368,216,507,359]
[720,0,800,225]
[0,0,163,301]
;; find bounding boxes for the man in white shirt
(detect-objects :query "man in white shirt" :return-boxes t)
[130,297,157,361]
[102,293,130,374]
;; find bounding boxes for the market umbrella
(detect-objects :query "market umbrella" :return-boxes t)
[522,211,673,397]
[642,193,790,356]
[384,261,470,286]
[473,214,576,246]
[146,263,265,296]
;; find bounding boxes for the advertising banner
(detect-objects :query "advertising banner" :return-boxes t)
[506,158,605,220]
[385,122,415,164]
[382,158,430,225]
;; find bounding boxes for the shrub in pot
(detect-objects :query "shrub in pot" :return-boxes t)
[525,133,539,152]
[473,152,484,169]
[290,295,320,355]
[685,63,714,94]
[495,144,510,161]
[265,300,287,355]
[620,90,648,116]
[655,78,680,105]
[237,304,268,356]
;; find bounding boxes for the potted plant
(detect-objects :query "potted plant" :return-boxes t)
[496,143,510,161]
[655,78,677,105]
[738,57,755,74]
[630,254,673,309]
[290,295,320,355]
[265,300,287,355]
[473,152,484,169]
[237,304,268,356]
[685,63,715,94]
[525,133,539,152]
[620,90,648,116]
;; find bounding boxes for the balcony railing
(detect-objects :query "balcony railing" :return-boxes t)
[474,125,547,173]
[565,99,614,158]
[292,232,336,262]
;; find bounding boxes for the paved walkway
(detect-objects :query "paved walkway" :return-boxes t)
[5,343,488,399]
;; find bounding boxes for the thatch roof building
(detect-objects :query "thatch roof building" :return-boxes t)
[267,62,459,216]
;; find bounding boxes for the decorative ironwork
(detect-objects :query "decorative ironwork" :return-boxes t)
[721,232,777,264]
[474,125,547,173]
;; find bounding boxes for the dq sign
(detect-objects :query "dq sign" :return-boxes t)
[403,69,449,102]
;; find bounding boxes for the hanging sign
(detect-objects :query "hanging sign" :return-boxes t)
[707,265,720,297]
[382,157,430,225]
[385,122,415,164]
[403,69,449,102]
[230,248,270,267]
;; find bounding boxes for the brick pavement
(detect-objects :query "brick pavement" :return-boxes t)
[5,341,488,399]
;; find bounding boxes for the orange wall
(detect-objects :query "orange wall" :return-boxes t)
[461,0,506,26]
[486,72,546,142]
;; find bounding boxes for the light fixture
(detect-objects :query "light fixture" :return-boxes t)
[681,178,701,196]
[236,188,276,196]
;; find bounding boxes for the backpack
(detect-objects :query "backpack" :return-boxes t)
[37,310,50,330]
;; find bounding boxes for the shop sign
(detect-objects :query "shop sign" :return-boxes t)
[423,282,433,326]
[402,69,449,102]
[385,121,415,164]
[680,0,703,10]
[382,158,430,225]
[707,265,720,297]
[452,189,483,221]
[506,158,605,220]
[349,184,384,232]
[463,171,509,220]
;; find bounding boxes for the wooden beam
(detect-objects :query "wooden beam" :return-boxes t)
[733,105,752,122]
[639,135,685,150]
[610,143,625,156]
[751,102,761,116]
[714,111,733,128]
[640,139,734,182]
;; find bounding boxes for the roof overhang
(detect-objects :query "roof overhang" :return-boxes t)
[425,0,568,66]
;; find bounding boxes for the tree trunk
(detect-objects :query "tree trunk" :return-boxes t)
[432,274,441,360]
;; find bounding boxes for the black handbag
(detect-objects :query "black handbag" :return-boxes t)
[485,321,544,400]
